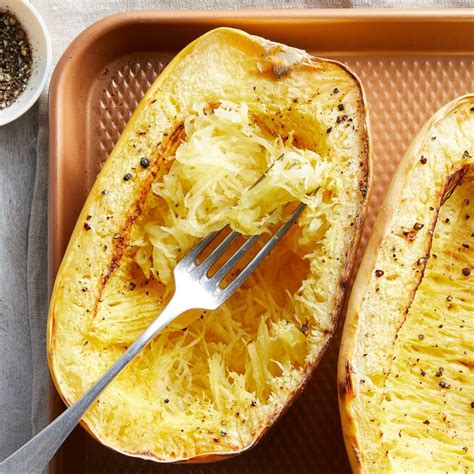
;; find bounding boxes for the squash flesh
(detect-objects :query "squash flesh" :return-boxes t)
[133,100,335,285]
[49,28,368,462]
[380,172,474,472]
[77,100,359,459]
[339,96,474,473]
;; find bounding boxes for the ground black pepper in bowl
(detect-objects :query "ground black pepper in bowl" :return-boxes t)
[0,11,33,109]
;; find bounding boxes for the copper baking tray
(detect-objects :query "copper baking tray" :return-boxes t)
[48,9,474,473]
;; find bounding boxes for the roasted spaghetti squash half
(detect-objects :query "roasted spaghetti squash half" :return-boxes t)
[339,95,474,473]
[48,28,369,462]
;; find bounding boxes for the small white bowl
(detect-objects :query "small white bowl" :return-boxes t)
[0,0,51,126]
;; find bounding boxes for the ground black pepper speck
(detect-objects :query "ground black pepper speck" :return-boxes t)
[140,157,150,168]
[0,12,32,109]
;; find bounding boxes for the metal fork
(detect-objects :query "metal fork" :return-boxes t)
[0,202,305,474]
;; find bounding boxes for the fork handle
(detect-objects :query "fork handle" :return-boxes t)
[0,296,187,474]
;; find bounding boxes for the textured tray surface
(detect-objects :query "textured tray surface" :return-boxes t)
[49,11,474,474]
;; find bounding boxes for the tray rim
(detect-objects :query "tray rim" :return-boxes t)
[47,7,474,473]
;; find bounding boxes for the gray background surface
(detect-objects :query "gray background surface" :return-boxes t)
[0,0,472,465]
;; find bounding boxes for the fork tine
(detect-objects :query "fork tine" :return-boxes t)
[214,202,306,301]
[211,233,261,283]
[177,230,220,269]
[196,229,240,277]
[210,203,300,283]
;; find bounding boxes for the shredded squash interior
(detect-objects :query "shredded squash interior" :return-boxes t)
[53,96,364,461]
[132,101,331,285]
